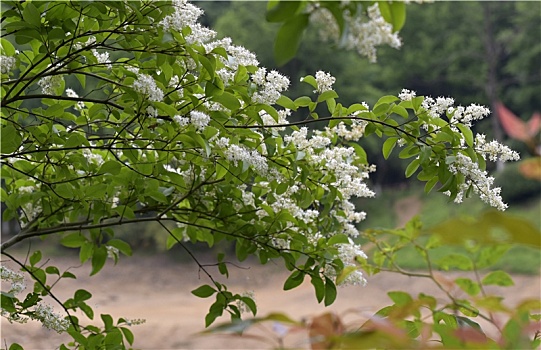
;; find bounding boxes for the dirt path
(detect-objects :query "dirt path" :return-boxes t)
[2,255,539,350]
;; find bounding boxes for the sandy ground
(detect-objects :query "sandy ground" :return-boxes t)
[1,253,540,350]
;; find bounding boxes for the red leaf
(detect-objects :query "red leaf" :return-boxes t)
[497,102,530,141]
[527,112,541,138]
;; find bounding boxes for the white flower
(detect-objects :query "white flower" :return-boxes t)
[186,23,216,44]
[474,134,520,162]
[38,75,63,95]
[398,89,416,101]
[257,109,290,130]
[311,4,402,62]
[0,266,26,295]
[236,291,255,314]
[251,69,289,105]
[65,88,85,110]
[82,148,104,166]
[314,71,336,93]
[190,110,210,131]
[91,49,112,69]
[106,246,119,259]
[34,304,70,333]
[133,74,164,102]
[224,144,268,175]
[447,153,508,210]
[160,0,204,32]
[1,55,16,74]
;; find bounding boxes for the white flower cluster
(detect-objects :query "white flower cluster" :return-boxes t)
[82,148,104,166]
[38,74,63,95]
[330,119,368,141]
[106,246,120,259]
[311,4,401,63]
[204,37,259,70]
[449,104,491,127]
[421,95,491,128]
[347,4,402,63]
[236,290,255,314]
[309,5,340,43]
[475,134,520,163]
[314,71,336,93]
[190,110,210,131]
[186,23,217,45]
[224,144,268,176]
[160,0,203,32]
[312,147,376,201]
[447,153,507,210]
[34,304,70,333]
[251,68,290,105]
[257,109,290,131]
[65,88,86,110]
[282,125,374,246]
[18,183,41,228]
[421,96,455,119]
[337,238,368,286]
[92,49,112,69]
[132,73,164,102]
[1,55,16,74]
[398,88,416,101]
[269,185,320,225]
[1,266,26,295]
[159,0,217,45]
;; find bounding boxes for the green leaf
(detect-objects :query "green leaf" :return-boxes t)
[274,14,309,66]
[382,137,398,160]
[327,234,349,246]
[294,96,312,107]
[424,176,439,194]
[45,266,60,275]
[317,90,338,103]
[276,95,297,110]
[283,271,304,290]
[482,271,514,287]
[324,277,337,306]
[1,38,16,56]
[212,92,240,111]
[74,289,92,302]
[336,265,357,285]
[1,125,22,154]
[405,158,421,178]
[437,253,473,271]
[241,296,257,315]
[388,291,413,306]
[120,327,135,345]
[266,1,301,22]
[392,104,409,118]
[90,246,107,276]
[23,3,41,27]
[107,239,132,256]
[347,103,368,115]
[456,123,474,148]
[9,344,24,350]
[29,250,42,266]
[61,233,86,248]
[98,161,121,175]
[191,285,217,298]
[378,1,406,32]
[310,275,325,303]
[153,101,179,117]
[455,278,481,296]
